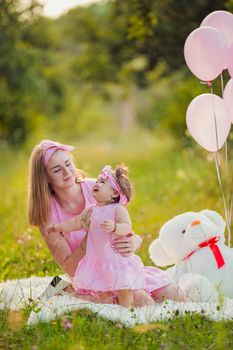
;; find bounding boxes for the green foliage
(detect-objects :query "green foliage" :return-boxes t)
[159,72,206,140]
[150,0,227,71]
[70,0,228,85]
[226,0,233,11]
[49,86,118,141]
[136,70,202,141]
[0,0,64,145]
[1,0,231,146]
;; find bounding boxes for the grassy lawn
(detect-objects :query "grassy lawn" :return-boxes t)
[0,129,231,350]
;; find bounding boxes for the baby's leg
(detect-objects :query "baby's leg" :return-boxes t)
[133,289,155,307]
[97,291,115,304]
[151,283,190,302]
[118,289,134,307]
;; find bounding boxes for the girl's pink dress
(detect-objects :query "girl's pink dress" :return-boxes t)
[50,179,171,294]
[72,203,145,292]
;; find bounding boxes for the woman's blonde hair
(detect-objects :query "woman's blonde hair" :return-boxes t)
[27,143,85,227]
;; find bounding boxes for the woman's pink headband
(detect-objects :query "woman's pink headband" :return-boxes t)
[100,165,128,206]
[40,140,74,166]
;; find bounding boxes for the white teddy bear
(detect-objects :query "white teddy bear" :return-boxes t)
[149,210,233,302]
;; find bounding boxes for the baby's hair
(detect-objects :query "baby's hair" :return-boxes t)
[114,165,133,203]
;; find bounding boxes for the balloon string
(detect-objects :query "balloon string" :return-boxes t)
[229,191,233,247]
[210,84,213,94]
[214,154,231,245]
[210,84,220,153]
[229,194,233,229]
[219,75,228,174]
[220,73,224,96]
[210,79,231,246]
[220,73,231,245]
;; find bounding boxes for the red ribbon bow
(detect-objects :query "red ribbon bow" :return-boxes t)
[198,236,225,269]
[184,236,225,269]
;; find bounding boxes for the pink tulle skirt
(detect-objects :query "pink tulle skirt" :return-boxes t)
[72,255,146,292]
[71,256,171,295]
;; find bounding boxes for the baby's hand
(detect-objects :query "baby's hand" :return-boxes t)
[47,224,60,234]
[101,220,115,232]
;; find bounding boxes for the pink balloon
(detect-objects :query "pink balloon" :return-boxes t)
[223,79,233,123]
[227,42,233,78]
[201,10,233,46]
[184,26,227,81]
[186,93,231,152]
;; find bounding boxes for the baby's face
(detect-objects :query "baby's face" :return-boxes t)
[92,176,116,203]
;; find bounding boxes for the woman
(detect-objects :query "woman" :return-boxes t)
[27,140,186,304]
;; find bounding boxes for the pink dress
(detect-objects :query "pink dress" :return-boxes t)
[72,203,146,292]
[49,179,171,294]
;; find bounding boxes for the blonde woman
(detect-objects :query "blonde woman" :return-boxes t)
[28,140,185,304]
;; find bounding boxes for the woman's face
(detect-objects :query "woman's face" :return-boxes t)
[46,150,76,190]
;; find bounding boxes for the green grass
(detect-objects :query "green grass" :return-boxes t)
[0,129,232,349]
[1,309,233,350]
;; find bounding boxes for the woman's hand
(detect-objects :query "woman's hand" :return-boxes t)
[111,233,142,257]
[81,208,92,231]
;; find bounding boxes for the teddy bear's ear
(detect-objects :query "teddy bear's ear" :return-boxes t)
[199,209,225,231]
[149,239,174,267]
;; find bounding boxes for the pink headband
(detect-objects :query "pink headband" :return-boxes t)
[40,140,74,166]
[100,165,128,206]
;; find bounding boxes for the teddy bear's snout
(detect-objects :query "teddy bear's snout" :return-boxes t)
[191,220,201,227]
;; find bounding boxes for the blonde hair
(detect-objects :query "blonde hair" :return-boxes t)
[27,143,85,227]
[114,166,133,203]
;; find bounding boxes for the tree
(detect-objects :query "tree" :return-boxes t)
[0,0,63,145]
[53,0,230,130]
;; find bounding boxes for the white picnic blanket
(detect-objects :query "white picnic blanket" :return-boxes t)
[1,276,233,327]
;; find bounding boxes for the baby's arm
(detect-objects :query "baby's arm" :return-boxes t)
[47,208,91,234]
[47,215,82,234]
[101,205,132,235]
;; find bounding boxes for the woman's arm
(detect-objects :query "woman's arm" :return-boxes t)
[63,234,87,276]
[40,225,87,276]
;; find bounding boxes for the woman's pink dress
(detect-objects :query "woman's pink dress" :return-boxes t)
[50,179,171,294]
